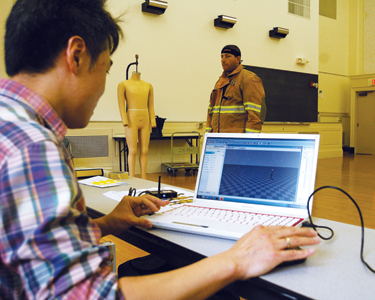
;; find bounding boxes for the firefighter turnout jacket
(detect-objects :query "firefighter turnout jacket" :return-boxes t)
[206,64,266,133]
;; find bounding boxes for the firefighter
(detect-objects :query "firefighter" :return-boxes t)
[207,45,266,133]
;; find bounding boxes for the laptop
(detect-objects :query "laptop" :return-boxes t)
[144,132,320,240]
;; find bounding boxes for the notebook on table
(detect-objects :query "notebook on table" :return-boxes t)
[143,132,320,240]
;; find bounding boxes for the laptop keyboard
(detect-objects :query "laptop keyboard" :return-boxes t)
[164,205,303,227]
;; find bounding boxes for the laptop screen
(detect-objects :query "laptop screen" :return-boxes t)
[196,134,319,210]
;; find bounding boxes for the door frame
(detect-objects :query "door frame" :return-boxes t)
[354,90,375,154]
[350,74,375,151]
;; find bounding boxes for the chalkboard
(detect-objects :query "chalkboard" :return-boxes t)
[244,65,318,122]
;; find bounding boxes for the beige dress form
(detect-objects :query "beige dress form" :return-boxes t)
[117,72,156,179]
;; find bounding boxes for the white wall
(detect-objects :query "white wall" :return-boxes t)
[97,0,319,123]
[0,0,319,122]
[319,0,349,76]
[364,0,375,74]
[318,0,352,116]
[349,0,364,76]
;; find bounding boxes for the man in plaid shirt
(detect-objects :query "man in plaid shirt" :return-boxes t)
[0,1,319,299]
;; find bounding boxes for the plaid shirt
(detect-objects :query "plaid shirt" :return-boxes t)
[0,79,123,299]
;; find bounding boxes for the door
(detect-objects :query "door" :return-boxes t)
[356,92,375,154]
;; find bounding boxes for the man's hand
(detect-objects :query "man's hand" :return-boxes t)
[119,225,320,300]
[221,225,320,281]
[95,194,169,236]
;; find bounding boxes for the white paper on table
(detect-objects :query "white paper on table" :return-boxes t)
[78,176,129,188]
[102,190,128,201]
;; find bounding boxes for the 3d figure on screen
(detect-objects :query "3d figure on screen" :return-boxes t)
[117,55,156,179]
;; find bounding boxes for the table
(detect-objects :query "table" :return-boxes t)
[113,133,201,172]
[82,177,375,300]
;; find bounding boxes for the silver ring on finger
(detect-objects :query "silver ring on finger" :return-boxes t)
[285,237,291,248]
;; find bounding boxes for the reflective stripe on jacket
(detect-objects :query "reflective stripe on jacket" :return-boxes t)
[206,64,266,133]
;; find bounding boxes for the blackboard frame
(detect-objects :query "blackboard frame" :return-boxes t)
[244,65,318,123]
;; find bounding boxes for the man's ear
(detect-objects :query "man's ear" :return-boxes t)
[66,36,87,74]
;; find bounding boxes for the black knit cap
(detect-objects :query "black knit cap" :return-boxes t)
[221,45,241,57]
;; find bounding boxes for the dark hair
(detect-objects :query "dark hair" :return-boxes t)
[5,0,123,76]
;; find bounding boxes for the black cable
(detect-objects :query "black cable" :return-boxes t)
[129,189,161,197]
[128,187,136,196]
[138,190,153,196]
[307,185,375,273]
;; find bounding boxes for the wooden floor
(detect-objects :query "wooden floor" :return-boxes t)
[101,153,375,272]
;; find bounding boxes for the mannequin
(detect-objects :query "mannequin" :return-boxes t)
[117,71,156,179]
